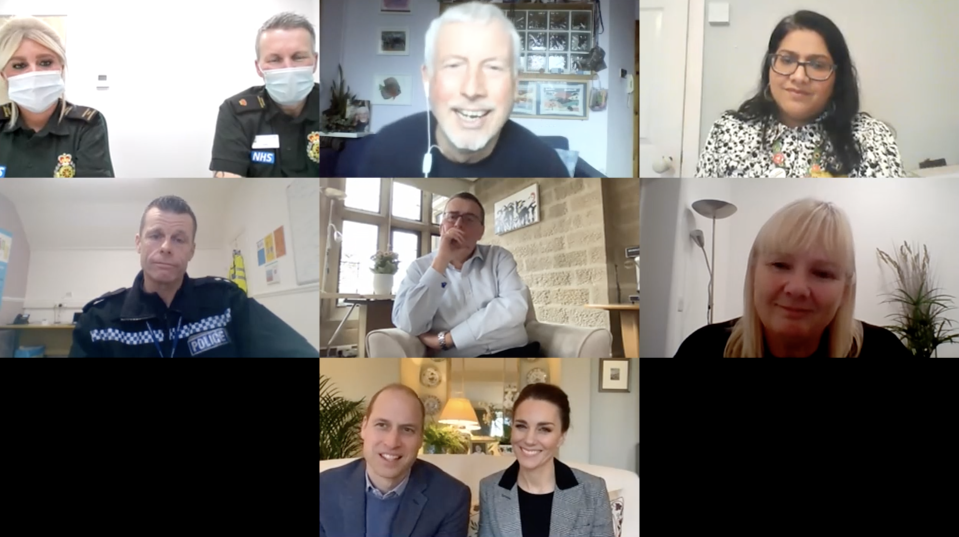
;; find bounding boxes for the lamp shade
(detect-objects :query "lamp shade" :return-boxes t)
[438,397,479,428]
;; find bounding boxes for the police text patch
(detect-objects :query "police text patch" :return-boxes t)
[188,328,231,356]
[251,150,275,164]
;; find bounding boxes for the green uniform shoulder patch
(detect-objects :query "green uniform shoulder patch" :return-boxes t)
[63,104,101,123]
[228,89,268,115]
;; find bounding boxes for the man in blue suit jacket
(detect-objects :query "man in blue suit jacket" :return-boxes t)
[319,383,471,537]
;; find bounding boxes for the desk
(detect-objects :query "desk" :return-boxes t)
[0,324,75,357]
[321,293,395,357]
[583,304,639,358]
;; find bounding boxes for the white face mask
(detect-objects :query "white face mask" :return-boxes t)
[262,65,315,106]
[6,70,65,113]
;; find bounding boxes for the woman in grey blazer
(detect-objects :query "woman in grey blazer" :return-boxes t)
[478,383,615,537]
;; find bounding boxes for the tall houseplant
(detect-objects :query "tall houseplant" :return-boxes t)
[321,64,357,133]
[877,242,959,357]
[319,374,367,460]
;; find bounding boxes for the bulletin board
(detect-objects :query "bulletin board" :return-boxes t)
[286,179,320,286]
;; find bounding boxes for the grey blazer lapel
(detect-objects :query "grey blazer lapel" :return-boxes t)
[493,484,522,537]
[391,468,428,537]
[549,484,586,537]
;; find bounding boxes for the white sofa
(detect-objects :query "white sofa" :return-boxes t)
[320,454,639,537]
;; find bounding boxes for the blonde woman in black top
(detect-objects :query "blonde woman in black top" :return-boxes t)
[675,198,911,357]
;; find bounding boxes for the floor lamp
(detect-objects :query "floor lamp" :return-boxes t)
[691,199,737,325]
[320,187,347,296]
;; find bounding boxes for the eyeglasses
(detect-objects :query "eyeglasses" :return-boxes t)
[768,53,836,82]
[442,212,482,226]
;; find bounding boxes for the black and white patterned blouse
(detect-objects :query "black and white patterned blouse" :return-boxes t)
[695,111,906,178]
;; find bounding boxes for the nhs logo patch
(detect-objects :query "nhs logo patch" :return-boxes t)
[251,150,275,164]
[188,328,231,356]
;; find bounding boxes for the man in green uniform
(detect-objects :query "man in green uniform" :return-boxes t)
[210,12,319,178]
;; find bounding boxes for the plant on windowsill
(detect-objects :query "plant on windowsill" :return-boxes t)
[370,250,400,296]
[877,242,959,357]
[319,374,367,461]
[422,422,468,454]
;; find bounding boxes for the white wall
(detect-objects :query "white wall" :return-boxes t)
[224,178,321,350]
[0,0,319,178]
[319,357,402,403]
[320,0,630,176]
[588,357,639,472]
[697,0,959,172]
[641,178,959,357]
[0,192,30,325]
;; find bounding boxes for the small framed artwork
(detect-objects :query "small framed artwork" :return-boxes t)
[511,80,537,116]
[599,358,631,393]
[345,100,371,133]
[538,80,589,120]
[469,438,498,455]
[372,75,412,106]
[377,27,409,55]
[494,183,539,236]
[265,261,280,285]
[380,0,411,15]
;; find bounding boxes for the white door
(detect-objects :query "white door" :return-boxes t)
[639,0,689,178]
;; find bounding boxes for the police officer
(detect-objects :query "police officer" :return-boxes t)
[69,195,318,357]
[210,12,319,178]
[0,17,114,178]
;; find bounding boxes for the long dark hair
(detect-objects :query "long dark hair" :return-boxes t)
[731,10,862,175]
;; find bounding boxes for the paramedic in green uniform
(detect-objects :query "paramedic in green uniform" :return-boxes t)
[0,16,114,178]
[209,12,319,178]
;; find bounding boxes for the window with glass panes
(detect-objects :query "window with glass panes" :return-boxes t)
[509,8,593,75]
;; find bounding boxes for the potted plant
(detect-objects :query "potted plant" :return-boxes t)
[319,374,367,460]
[370,250,400,295]
[321,64,358,134]
[877,242,959,357]
[422,422,468,454]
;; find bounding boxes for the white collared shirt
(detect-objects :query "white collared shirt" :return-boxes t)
[392,244,529,357]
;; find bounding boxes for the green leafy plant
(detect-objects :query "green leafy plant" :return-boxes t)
[321,64,357,133]
[877,242,959,357]
[319,374,367,460]
[370,251,400,275]
[422,422,467,454]
[497,423,512,446]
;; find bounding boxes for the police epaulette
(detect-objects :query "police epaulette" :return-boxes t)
[83,287,128,312]
[195,276,240,288]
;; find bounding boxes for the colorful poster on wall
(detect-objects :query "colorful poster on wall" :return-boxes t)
[264,233,276,263]
[265,261,280,285]
[257,239,266,266]
[273,226,286,258]
[0,228,12,311]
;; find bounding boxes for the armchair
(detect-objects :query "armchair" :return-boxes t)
[366,288,612,357]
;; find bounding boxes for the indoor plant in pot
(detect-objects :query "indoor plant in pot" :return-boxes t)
[877,242,959,357]
[370,250,400,295]
[319,374,367,460]
[422,422,467,454]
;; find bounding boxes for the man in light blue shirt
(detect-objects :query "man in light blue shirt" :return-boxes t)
[392,192,538,357]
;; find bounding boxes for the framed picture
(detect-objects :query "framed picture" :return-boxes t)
[380,0,411,14]
[265,261,280,285]
[599,358,631,393]
[538,80,589,119]
[469,438,498,455]
[511,80,537,116]
[345,100,371,133]
[494,183,539,236]
[371,74,412,106]
[377,28,409,55]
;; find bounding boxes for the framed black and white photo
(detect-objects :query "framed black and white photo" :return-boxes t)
[380,0,411,15]
[599,358,631,393]
[494,183,540,236]
[377,28,409,55]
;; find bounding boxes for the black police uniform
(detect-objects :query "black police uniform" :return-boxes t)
[210,83,320,177]
[69,271,318,357]
[0,99,114,178]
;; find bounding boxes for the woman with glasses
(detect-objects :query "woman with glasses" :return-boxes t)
[695,10,905,178]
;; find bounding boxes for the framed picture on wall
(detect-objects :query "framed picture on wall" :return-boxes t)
[377,28,409,55]
[599,358,631,393]
[380,0,411,15]
[511,80,538,116]
[494,183,540,236]
[371,75,412,106]
[538,80,589,120]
